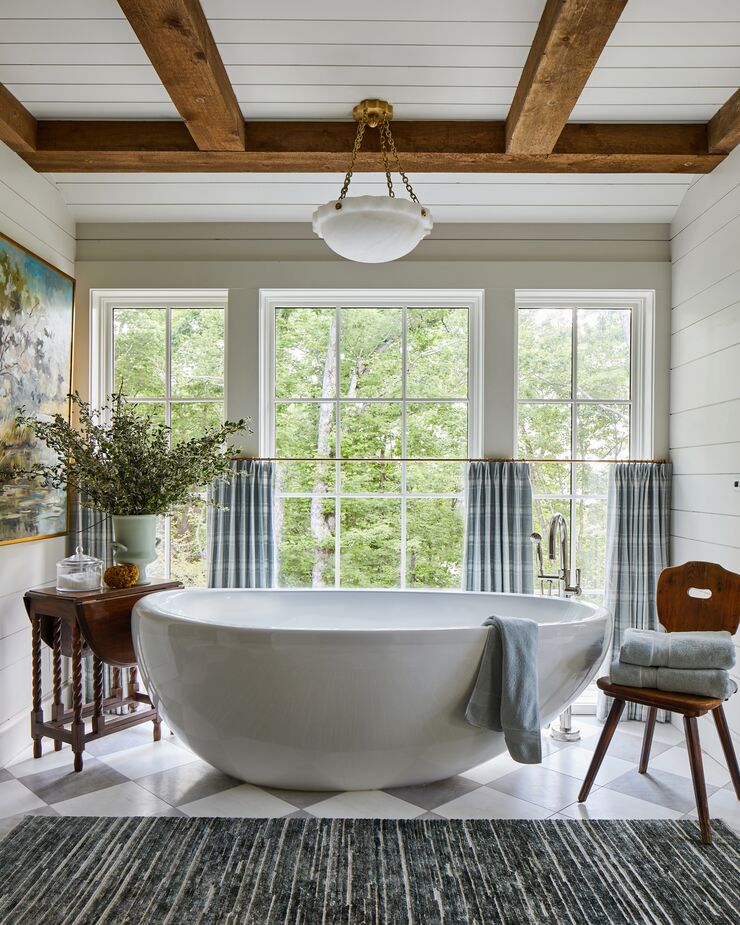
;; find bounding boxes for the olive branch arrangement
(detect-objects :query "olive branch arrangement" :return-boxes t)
[15,388,248,516]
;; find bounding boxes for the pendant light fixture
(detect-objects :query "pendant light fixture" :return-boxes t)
[312,99,433,263]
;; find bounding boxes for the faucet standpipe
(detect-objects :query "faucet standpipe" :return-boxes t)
[533,517,583,742]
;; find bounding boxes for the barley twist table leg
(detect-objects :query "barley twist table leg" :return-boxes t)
[71,623,84,772]
[31,616,43,759]
[52,618,63,751]
[112,666,122,702]
[128,665,138,713]
[93,657,104,734]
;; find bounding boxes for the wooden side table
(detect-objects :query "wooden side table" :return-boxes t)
[24,580,183,772]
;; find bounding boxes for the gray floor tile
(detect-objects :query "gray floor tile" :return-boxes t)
[19,759,129,804]
[0,814,25,841]
[285,810,312,819]
[84,726,160,758]
[724,781,739,793]
[579,730,672,764]
[0,806,59,841]
[603,768,718,815]
[384,776,480,811]
[264,787,341,810]
[418,811,446,820]
[487,765,586,813]
[136,760,241,807]
[0,768,12,783]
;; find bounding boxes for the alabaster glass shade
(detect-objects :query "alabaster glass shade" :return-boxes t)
[312,195,433,263]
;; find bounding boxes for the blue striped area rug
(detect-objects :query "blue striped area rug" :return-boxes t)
[0,817,737,924]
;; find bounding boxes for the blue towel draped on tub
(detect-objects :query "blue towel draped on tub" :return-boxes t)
[465,615,541,764]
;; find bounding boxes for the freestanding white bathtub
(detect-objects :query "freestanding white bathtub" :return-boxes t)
[132,589,610,791]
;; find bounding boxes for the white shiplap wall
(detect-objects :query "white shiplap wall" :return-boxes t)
[0,141,76,765]
[670,146,740,769]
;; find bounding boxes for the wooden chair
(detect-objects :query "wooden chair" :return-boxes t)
[578,561,740,844]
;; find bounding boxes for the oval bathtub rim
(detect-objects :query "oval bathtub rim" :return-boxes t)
[132,587,611,635]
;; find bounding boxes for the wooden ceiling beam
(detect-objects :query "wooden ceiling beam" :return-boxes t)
[22,120,721,174]
[0,83,37,153]
[116,0,244,151]
[708,89,740,154]
[506,0,628,155]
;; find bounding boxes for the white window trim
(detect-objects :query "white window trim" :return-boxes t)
[514,289,655,461]
[260,288,484,588]
[259,289,484,459]
[515,289,654,714]
[89,289,228,410]
[89,288,228,579]
[514,290,655,585]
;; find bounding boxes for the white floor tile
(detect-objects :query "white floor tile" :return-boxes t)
[459,751,522,785]
[306,790,423,820]
[619,719,684,746]
[52,781,171,816]
[9,746,75,779]
[540,746,634,785]
[179,784,296,818]
[436,788,551,820]
[98,741,198,780]
[0,779,47,818]
[686,788,740,835]
[561,790,682,821]
[562,717,602,738]
[648,745,731,788]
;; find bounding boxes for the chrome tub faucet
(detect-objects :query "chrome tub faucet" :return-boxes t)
[531,515,583,742]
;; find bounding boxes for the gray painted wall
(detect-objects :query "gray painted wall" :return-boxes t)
[74,223,672,464]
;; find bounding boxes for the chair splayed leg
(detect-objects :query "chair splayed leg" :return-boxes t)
[579,561,740,845]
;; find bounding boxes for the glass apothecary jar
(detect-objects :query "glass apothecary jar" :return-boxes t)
[56,546,104,592]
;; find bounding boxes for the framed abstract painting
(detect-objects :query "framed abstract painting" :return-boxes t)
[0,231,75,546]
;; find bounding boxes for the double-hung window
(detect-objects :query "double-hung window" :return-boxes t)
[261,290,483,589]
[516,290,654,605]
[95,291,227,585]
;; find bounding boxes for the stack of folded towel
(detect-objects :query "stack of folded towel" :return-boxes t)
[610,628,738,700]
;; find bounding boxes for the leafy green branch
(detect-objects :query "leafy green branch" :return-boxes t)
[16,388,249,516]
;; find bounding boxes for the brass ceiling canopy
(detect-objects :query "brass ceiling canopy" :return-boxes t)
[352,98,394,128]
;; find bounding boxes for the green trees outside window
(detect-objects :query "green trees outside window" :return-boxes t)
[112,305,225,585]
[273,306,470,589]
[517,305,632,604]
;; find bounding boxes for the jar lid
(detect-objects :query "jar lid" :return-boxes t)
[57,545,103,568]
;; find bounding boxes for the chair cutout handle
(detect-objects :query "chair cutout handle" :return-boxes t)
[688,587,712,600]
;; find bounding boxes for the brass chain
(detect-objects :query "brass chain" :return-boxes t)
[378,121,395,197]
[381,117,419,204]
[338,118,367,201]
[337,112,421,206]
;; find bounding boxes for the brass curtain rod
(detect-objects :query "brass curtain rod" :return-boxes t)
[232,456,667,464]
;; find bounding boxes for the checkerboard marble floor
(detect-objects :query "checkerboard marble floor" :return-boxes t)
[2,715,738,842]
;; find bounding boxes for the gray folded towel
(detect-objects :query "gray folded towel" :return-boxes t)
[610,660,738,700]
[465,614,541,764]
[620,628,735,670]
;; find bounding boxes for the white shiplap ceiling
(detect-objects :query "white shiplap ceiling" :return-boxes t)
[1,0,738,223]
[47,172,695,224]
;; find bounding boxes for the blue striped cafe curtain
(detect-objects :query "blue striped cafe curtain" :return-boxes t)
[66,492,115,702]
[597,461,673,723]
[464,461,534,594]
[206,459,277,588]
